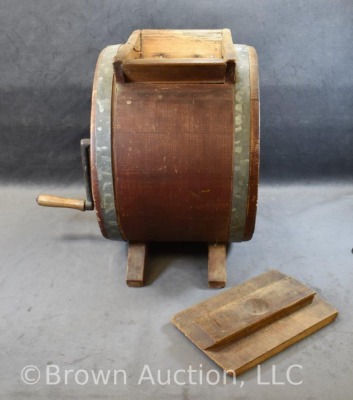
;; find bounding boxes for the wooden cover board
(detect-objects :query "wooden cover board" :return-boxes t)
[172,270,338,375]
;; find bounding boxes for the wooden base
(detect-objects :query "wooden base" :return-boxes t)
[208,243,227,288]
[125,242,227,288]
[126,243,147,287]
[172,270,338,375]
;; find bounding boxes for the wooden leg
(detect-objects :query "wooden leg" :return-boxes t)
[208,243,227,288]
[126,242,147,287]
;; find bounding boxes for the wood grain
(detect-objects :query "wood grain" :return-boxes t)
[195,276,315,348]
[126,242,147,287]
[172,270,338,375]
[104,31,260,245]
[208,244,227,288]
[140,29,224,59]
[112,82,235,242]
[113,29,235,83]
[121,58,228,83]
[37,194,85,211]
[209,296,337,375]
[113,30,141,83]
[221,29,236,83]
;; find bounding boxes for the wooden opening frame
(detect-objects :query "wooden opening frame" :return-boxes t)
[113,29,236,84]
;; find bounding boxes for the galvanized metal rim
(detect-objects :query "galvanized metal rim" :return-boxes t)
[90,45,123,241]
[229,44,252,242]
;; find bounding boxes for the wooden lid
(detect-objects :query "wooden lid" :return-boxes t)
[172,270,338,375]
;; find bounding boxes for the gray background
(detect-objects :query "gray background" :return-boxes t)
[1,0,352,183]
[2,184,353,400]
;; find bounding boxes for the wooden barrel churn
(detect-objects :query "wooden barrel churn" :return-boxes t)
[38,29,260,288]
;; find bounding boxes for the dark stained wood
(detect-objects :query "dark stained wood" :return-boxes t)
[243,46,260,241]
[112,82,235,242]
[113,29,235,83]
[122,58,227,83]
[126,242,147,287]
[172,270,338,375]
[108,30,260,246]
[208,243,227,288]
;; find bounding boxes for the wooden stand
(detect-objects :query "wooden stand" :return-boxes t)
[126,243,147,287]
[172,270,338,375]
[208,243,227,288]
[126,242,228,288]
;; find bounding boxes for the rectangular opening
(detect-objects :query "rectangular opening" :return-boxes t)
[140,30,223,59]
[113,29,235,83]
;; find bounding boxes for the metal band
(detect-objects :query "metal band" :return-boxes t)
[229,45,251,242]
[91,45,123,240]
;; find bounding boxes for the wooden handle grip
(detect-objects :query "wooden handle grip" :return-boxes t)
[36,194,85,211]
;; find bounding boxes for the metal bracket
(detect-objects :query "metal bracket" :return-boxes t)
[80,138,94,210]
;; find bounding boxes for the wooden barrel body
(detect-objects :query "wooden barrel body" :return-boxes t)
[91,30,259,243]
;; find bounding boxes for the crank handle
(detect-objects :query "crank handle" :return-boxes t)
[36,138,94,212]
[37,194,86,211]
